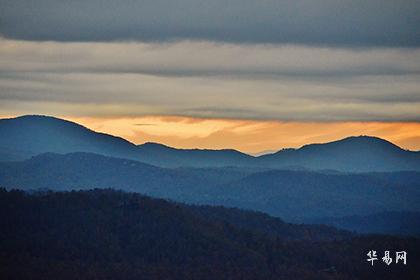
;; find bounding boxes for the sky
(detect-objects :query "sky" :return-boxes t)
[1,0,419,152]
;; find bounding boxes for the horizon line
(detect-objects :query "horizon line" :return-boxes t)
[2,114,420,154]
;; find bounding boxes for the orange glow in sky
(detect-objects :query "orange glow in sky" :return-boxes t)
[61,115,420,154]
[1,114,419,153]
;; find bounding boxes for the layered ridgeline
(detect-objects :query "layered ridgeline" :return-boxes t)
[1,152,420,229]
[1,115,420,172]
[1,115,419,235]
[0,115,253,168]
[1,189,419,280]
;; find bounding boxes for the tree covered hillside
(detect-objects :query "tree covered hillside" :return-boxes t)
[1,189,419,280]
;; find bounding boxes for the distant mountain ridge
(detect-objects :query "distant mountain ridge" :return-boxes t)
[0,115,138,161]
[0,115,254,168]
[136,141,253,167]
[0,115,419,172]
[308,211,420,236]
[1,152,420,221]
[257,136,420,172]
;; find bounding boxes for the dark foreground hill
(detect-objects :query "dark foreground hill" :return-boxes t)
[1,189,419,280]
[1,115,419,172]
[1,152,419,222]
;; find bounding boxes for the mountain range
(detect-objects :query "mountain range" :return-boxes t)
[1,152,419,223]
[1,115,420,236]
[1,115,419,172]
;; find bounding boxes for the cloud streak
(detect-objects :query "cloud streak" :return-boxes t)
[2,40,420,77]
[1,39,419,122]
[1,0,420,46]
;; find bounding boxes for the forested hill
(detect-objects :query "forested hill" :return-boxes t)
[1,189,419,280]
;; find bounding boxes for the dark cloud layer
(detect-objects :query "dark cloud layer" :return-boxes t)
[1,0,420,46]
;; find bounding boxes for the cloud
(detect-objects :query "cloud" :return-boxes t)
[2,39,420,78]
[0,39,419,122]
[1,0,420,46]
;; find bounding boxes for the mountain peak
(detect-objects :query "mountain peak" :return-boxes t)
[7,114,73,123]
[258,135,419,172]
[339,135,395,144]
[1,114,93,132]
[299,135,403,152]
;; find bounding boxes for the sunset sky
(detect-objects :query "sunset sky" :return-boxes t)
[1,1,419,153]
